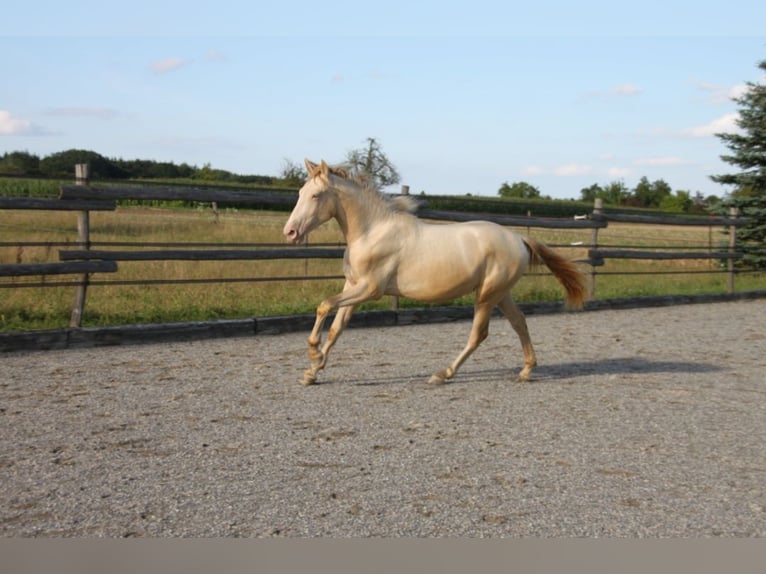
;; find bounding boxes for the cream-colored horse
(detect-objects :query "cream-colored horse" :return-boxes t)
[283,159,586,385]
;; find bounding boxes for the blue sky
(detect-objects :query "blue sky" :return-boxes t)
[2,1,765,199]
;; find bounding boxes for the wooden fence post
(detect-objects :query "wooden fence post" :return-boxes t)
[727,206,739,294]
[69,164,91,327]
[390,185,410,311]
[589,198,603,300]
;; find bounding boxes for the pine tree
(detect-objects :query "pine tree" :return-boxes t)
[711,59,766,270]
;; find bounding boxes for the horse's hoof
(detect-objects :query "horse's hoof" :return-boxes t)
[428,374,447,385]
[301,371,317,386]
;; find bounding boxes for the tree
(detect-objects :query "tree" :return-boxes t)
[659,190,692,212]
[580,183,603,203]
[345,137,400,189]
[602,181,630,205]
[0,151,40,175]
[710,58,766,270]
[39,149,128,179]
[631,176,672,208]
[280,158,307,187]
[580,180,629,205]
[498,181,541,199]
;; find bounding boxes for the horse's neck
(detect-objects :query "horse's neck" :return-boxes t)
[332,181,385,243]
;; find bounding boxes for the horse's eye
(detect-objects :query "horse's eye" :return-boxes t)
[311,193,320,200]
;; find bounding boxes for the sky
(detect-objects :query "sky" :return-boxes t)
[2,1,765,200]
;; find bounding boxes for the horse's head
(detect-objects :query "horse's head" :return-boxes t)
[283,159,337,244]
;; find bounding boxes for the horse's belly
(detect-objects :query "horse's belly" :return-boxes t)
[389,261,481,303]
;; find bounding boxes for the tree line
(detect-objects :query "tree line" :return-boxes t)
[498,177,717,213]
[0,137,402,191]
[0,149,286,187]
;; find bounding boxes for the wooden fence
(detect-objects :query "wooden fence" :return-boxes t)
[0,167,753,329]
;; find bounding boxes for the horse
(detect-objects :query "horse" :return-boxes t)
[283,159,586,385]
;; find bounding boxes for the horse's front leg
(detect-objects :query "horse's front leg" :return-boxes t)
[302,303,355,385]
[301,280,379,385]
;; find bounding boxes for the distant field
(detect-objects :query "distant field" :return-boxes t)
[0,177,64,198]
[2,205,764,332]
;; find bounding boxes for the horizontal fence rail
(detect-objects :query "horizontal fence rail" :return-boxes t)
[0,167,758,330]
[588,249,742,263]
[416,209,608,229]
[59,248,347,261]
[591,211,739,226]
[0,260,117,277]
[0,197,116,211]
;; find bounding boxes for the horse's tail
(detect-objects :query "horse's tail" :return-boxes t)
[522,237,587,310]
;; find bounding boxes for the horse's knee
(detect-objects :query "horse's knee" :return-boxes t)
[317,300,333,316]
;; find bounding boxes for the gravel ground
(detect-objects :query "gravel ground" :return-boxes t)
[1,300,765,537]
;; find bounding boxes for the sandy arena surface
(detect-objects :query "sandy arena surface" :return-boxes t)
[1,300,765,537]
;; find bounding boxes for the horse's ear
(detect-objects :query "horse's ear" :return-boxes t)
[319,160,329,177]
[304,158,318,176]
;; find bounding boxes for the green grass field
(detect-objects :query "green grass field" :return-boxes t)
[2,203,764,332]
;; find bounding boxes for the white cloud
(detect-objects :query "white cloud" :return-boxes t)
[611,83,641,96]
[554,163,593,176]
[522,164,545,176]
[151,57,190,74]
[728,83,750,100]
[0,110,33,135]
[696,81,749,104]
[684,113,740,137]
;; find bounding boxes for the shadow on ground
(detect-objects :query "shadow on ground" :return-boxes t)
[333,356,725,387]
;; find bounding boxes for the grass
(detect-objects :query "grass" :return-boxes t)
[1,205,764,332]
[0,177,65,198]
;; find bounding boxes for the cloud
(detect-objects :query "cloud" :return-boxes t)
[0,110,32,135]
[696,81,749,104]
[522,164,545,176]
[611,83,642,96]
[0,110,52,136]
[151,57,190,74]
[684,113,740,137]
[554,163,593,176]
[45,107,120,120]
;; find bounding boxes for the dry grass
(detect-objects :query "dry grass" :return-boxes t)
[1,206,764,331]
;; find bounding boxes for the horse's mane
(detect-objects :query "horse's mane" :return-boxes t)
[311,160,419,215]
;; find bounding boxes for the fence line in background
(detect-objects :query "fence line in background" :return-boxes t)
[0,164,752,328]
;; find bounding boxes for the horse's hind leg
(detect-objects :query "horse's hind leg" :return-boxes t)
[498,293,537,381]
[429,300,494,385]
